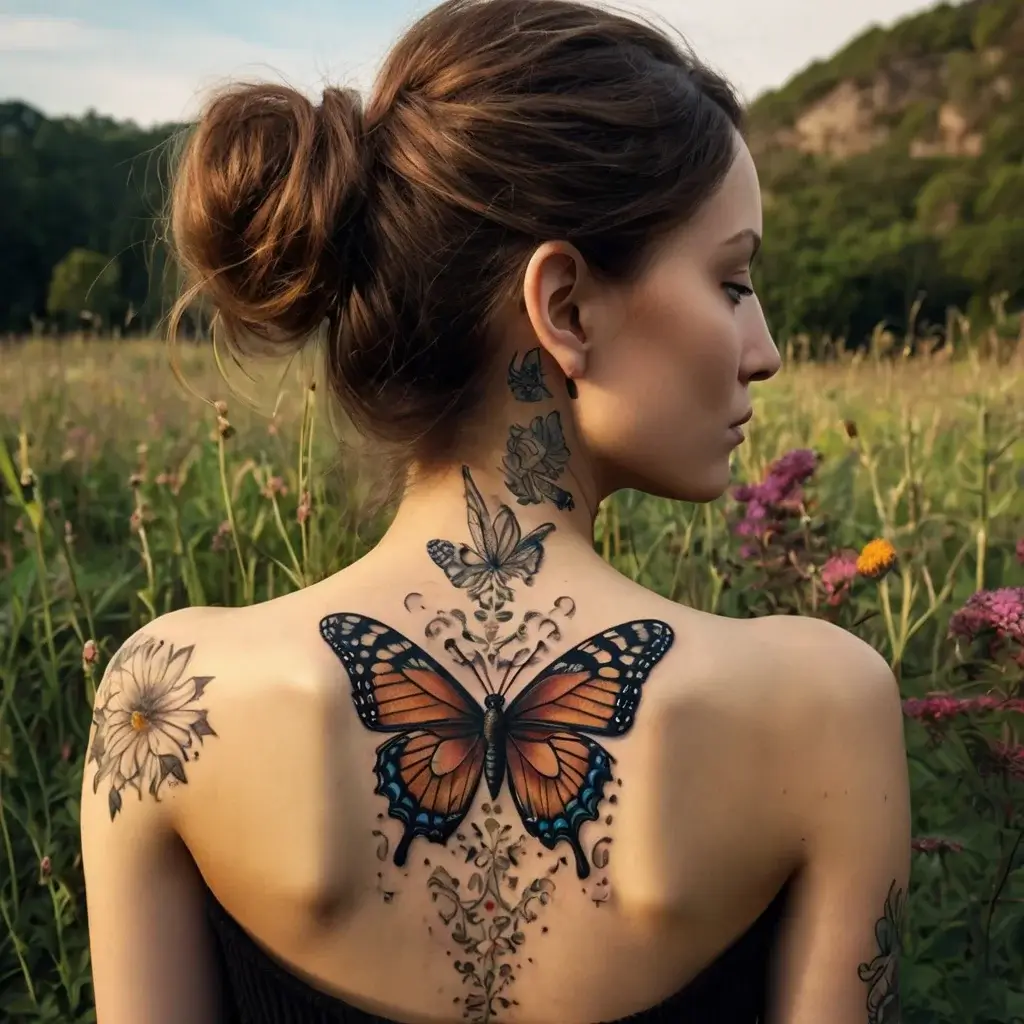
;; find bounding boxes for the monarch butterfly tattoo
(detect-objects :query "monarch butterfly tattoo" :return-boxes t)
[319,613,674,878]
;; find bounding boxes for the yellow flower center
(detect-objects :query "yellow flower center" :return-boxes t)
[130,710,150,731]
[857,539,897,579]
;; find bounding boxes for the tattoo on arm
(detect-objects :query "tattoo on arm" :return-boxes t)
[87,635,217,820]
[857,879,906,1024]
[502,411,574,511]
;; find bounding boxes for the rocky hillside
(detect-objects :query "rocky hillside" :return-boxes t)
[748,0,1023,164]
[742,0,1024,343]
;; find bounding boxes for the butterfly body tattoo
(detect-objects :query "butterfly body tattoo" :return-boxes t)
[319,613,674,878]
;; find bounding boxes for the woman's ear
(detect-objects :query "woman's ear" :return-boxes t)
[522,242,591,385]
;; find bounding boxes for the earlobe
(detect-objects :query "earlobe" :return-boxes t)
[522,242,590,387]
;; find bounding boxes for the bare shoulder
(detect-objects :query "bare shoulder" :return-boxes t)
[81,600,345,834]
[740,612,902,726]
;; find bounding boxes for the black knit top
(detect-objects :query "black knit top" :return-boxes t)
[203,878,791,1024]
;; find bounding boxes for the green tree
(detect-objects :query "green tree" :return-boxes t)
[47,248,122,327]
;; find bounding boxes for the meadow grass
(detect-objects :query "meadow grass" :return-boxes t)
[1,330,1022,1023]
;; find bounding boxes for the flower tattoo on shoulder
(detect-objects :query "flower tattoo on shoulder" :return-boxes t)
[87,634,217,820]
[502,411,574,511]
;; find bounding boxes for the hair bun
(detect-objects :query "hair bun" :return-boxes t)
[169,81,367,355]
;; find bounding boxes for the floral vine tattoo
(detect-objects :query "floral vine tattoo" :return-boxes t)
[506,347,552,403]
[502,411,575,511]
[857,879,905,1024]
[429,808,556,1022]
[87,635,216,820]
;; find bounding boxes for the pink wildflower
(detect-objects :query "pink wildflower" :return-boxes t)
[821,550,859,605]
[949,587,1024,645]
[902,694,1024,724]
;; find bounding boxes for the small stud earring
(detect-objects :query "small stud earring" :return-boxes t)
[565,376,578,400]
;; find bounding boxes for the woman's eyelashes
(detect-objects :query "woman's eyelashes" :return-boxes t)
[723,281,755,305]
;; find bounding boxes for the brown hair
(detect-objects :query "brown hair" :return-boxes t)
[168,0,744,470]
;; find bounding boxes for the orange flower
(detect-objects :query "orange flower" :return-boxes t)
[857,538,897,580]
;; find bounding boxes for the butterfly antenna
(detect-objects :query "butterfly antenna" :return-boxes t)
[498,641,547,698]
[444,639,495,695]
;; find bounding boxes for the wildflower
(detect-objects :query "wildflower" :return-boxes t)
[64,520,75,546]
[912,837,963,855]
[768,448,818,491]
[1016,537,1024,565]
[949,587,1024,646]
[297,491,312,525]
[129,472,143,489]
[129,509,143,534]
[978,740,1024,782]
[212,520,232,551]
[902,693,1024,723]
[215,400,228,416]
[82,639,99,666]
[856,539,897,580]
[820,550,859,605]
[262,476,288,499]
[39,855,52,881]
[60,741,73,763]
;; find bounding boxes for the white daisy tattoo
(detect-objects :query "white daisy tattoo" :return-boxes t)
[87,634,216,820]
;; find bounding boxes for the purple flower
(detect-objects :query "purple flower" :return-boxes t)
[729,448,815,512]
[769,448,818,491]
[949,587,1024,645]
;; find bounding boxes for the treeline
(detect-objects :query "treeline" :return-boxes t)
[2,0,1023,343]
[0,103,181,334]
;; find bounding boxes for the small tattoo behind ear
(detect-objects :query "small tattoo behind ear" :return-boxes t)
[566,377,578,400]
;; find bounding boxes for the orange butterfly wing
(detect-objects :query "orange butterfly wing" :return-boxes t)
[319,614,486,866]
[504,620,674,878]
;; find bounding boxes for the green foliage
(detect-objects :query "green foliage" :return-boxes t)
[46,250,121,327]
[0,102,177,335]
[1,334,1022,1022]
[746,0,1024,340]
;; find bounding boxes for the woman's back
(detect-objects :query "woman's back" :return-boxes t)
[82,489,906,1023]
[80,2,910,1020]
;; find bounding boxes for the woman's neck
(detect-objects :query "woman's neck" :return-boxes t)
[386,343,600,555]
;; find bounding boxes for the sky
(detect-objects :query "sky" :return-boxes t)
[1,0,944,128]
